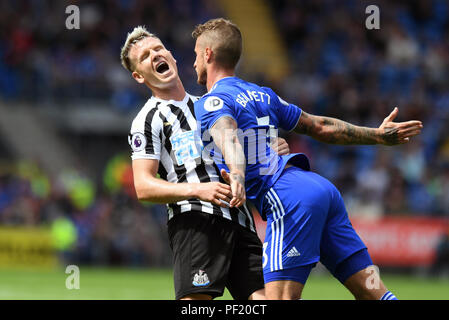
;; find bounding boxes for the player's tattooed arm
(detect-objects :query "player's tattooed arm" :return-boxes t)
[211,116,246,207]
[295,108,423,146]
[295,111,379,145]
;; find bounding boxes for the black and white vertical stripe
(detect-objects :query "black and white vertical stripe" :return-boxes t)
[129,94,256,232]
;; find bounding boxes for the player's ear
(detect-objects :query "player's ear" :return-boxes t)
[132,71,145,84]
[205,47,213,63]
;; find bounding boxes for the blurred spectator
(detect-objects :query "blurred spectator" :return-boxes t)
[1,0,449,268]
[0,0,221,106]
[0,159,170,267]
[267,0,449,217]
[430,227,449,277]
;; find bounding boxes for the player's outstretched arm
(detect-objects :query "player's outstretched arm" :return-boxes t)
[210,116,246,208]
[294,107,423,146]
[132,158,232,207]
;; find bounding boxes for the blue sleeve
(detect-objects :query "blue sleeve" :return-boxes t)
[264,87,302,132]
[194,94,237,134]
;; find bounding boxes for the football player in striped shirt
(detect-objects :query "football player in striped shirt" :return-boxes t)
[193,18,422,300]
[120,26,287,300]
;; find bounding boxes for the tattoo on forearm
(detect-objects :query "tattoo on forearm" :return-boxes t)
[231,172,245,185]
[298,112,380,145]
[320,117,378,145]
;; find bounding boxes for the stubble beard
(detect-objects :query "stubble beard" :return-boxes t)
[197,68,207,86]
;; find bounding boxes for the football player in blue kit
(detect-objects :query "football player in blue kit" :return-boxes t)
[192,18,423,300]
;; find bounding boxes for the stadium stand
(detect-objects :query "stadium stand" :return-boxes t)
[0,0,448,268]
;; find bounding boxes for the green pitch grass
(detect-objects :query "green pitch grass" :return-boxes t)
[0,267,448,300]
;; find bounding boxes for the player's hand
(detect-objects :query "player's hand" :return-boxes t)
[271,137,290,155]
[220,169,246,208]
[378,107,423,145]
[193,182,233,208]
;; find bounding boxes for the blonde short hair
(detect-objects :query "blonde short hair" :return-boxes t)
[120,26,157,72]
[192,18,242,70]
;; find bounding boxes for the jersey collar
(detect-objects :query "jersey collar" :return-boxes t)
[209,76,238,93]
[152,92,190,105]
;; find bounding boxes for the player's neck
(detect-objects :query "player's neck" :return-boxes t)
[206,68,235,92]
[151,78,186,101]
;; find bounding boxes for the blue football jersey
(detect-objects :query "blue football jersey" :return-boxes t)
[194,76,310,218]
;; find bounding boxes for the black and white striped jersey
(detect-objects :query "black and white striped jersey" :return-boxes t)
[129,93,256,232]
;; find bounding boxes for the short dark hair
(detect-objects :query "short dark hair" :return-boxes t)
[192,18,242,70]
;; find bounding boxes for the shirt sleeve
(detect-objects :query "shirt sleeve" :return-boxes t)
[194,94,237,134]
[264,87,303,132]
[129,108,162,161]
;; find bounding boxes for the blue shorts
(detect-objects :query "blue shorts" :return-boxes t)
[261,166,371,284]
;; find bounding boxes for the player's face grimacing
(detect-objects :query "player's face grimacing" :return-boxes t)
[193,37,207,86]
[129,37,178,89]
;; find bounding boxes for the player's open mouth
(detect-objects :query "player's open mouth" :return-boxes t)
[156,61,170,74]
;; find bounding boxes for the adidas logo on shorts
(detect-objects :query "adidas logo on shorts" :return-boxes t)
[287,246,301,257]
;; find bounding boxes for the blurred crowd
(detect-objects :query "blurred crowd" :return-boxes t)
[0,0,220,108]
[267,0,449,217]
[0,0,449,267]
[0,157,171,267]
[0,0,221,266]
